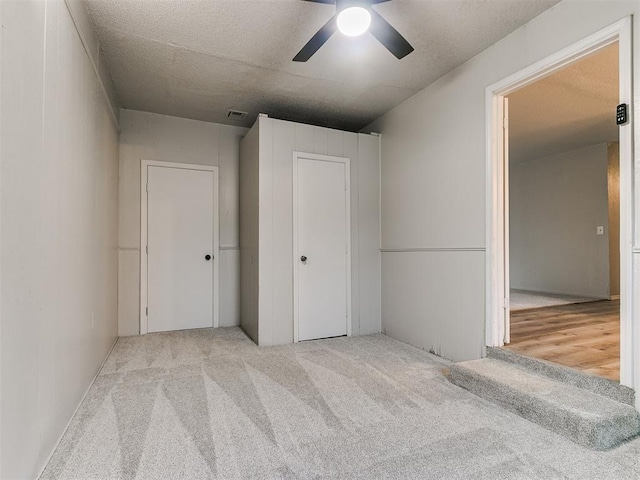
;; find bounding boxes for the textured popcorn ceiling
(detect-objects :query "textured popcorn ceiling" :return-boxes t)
[508,43,619,163]
[86,0,560,131]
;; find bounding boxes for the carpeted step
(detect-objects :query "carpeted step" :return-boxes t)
[486,347,635,406]
[449,358,640,450]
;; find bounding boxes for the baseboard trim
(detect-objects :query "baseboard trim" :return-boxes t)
[511,288,607,301]
[36,336,119,479]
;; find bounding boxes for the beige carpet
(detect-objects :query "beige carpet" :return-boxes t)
[41,327,640,479]
[510,289,600,311]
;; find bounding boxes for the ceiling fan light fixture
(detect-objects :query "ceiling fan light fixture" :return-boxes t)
[293,0,414,62]
[336,6,371,37]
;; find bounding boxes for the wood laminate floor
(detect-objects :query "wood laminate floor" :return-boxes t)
[506,300,620,381]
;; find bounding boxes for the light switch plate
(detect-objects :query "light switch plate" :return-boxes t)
[597,226,604,235]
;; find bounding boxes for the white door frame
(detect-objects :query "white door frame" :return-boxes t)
[486,18,634,388]
[292,151,352,343]
[140,160,220,334]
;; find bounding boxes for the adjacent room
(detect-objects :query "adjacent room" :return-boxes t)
[505,43,622,381]
[2,1,640,479]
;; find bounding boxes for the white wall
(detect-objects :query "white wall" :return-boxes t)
[510,144,610,298]
[118,109,248,336]
[366,0,640,362]
[239,122,260,343]
[0,0,120,477]
[255,117,381,345]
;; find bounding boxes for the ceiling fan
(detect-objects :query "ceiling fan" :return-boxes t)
[293,0,414,62]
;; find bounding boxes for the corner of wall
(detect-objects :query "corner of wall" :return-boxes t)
[63,0,120,128]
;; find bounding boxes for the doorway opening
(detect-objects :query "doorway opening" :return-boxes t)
[485,18,635,393]
[505,43,620,381]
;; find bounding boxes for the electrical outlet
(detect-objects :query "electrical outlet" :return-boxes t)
[597,226,604,235]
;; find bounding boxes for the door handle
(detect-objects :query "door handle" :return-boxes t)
[300,255,307,262]
[205,254,212,261]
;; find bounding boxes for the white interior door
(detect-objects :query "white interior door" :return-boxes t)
[295,155,349,341]
[147,165,214,333]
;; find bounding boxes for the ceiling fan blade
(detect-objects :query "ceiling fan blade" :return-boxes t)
[293,15,338,62]
[371,0,392,3]
[369,9,414,59]
[302,0,335,3]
